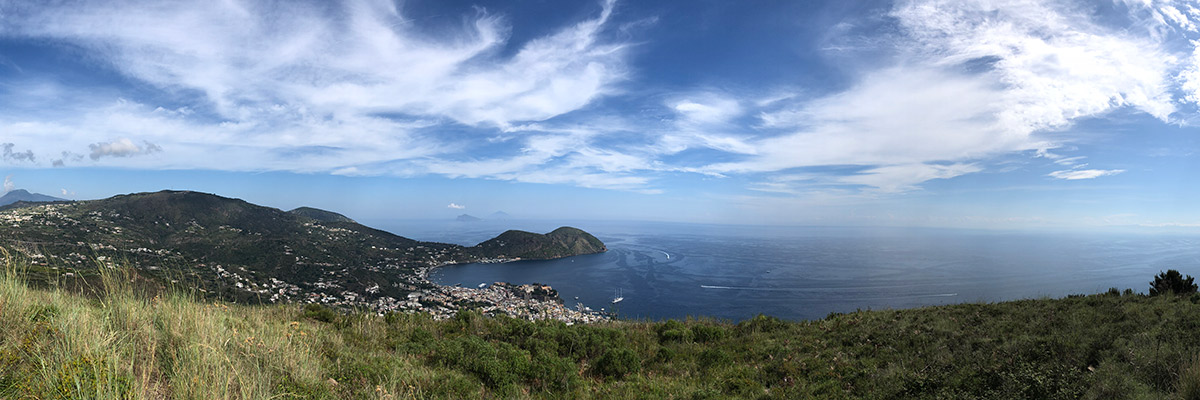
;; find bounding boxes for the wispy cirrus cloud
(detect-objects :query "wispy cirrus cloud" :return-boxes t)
[0,0,632,179]
[1048,169,1125,180]
[704,0,1186,194]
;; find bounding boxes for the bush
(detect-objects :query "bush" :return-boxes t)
[691,325,726,343]
[1149,270,1198,296]
[656,320,693,343]
[593,348,640,378]
[697,348,732,370]
[302,303,336,323]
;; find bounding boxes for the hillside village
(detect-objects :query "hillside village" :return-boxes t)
[0,194,607,323]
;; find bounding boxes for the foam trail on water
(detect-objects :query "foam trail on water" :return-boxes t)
[701,283,952,291]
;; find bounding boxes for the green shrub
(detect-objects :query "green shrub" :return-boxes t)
[1149,269,1198,296]
[432,336,528,392]
[655,320,684,336]
[697,348,732,370]
[593,348,640,379]
[302,303,336,323]
[660,328,693,343]
[528,353,578,392]
[654,319,693,343]
[409,327,434,343]
[655,347,677,363]
[720,367,762,396]
[691,324,726,343]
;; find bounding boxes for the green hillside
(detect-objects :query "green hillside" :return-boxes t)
[0,191,606,312]
[472,227,607,260]
[288,206,358,224]
[3,258,1200,399]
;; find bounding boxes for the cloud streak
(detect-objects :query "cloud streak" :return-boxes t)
[1048,169,1125,180]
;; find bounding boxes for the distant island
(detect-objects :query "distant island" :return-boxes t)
[0,190,606,321]
[455,213,482,222]
[0,189,65,207]
[455,211,513,222]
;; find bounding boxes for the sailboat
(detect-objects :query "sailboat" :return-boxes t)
[611,288,624,304]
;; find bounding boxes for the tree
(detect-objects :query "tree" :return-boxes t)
[593,348,640,378]
[1149,269,1198,296]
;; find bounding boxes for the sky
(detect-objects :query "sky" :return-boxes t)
[1,0,1199,229]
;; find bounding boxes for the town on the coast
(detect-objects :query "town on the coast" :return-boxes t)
[0,200,609,324]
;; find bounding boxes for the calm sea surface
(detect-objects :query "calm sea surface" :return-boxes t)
[369,219,1200,321]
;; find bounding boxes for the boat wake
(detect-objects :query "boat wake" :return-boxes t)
[701,283,953,291]
[700,285,958,298]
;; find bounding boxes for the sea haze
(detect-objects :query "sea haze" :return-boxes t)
[372,219,1200,321]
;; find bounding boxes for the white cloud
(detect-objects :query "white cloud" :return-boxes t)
[0,0,1193,197]
[706,67,1036,174]
[839,163,983,193]
[398,124,666,191]
[654,94,758,156]
[671,96,742,126]
[701,0,1184,193]
[88,138,162,160]
[2,175,12,194]
[447,203,466,210]
[0,0,630,173]
[1048,168,1125,180]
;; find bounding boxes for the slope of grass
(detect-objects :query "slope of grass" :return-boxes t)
[4,257,1200,399]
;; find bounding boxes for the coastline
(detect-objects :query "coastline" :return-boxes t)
[401,258,609,323]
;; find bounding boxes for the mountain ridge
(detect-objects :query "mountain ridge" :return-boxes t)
[288,206,357,224]
[0,190,605,312]
[0,189,66,207]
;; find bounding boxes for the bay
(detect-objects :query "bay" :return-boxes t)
[370,219,1200,321]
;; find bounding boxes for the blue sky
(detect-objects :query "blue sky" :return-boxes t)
[1,0,1199,229]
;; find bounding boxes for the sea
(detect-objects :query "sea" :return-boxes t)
[369,219,1200,322]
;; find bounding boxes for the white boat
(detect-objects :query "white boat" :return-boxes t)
[477,283,487,288]
[611,289,624,304]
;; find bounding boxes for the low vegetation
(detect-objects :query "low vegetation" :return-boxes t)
[4,260,1200,399]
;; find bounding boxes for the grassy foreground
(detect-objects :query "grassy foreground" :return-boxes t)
[4,263,1200,399]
